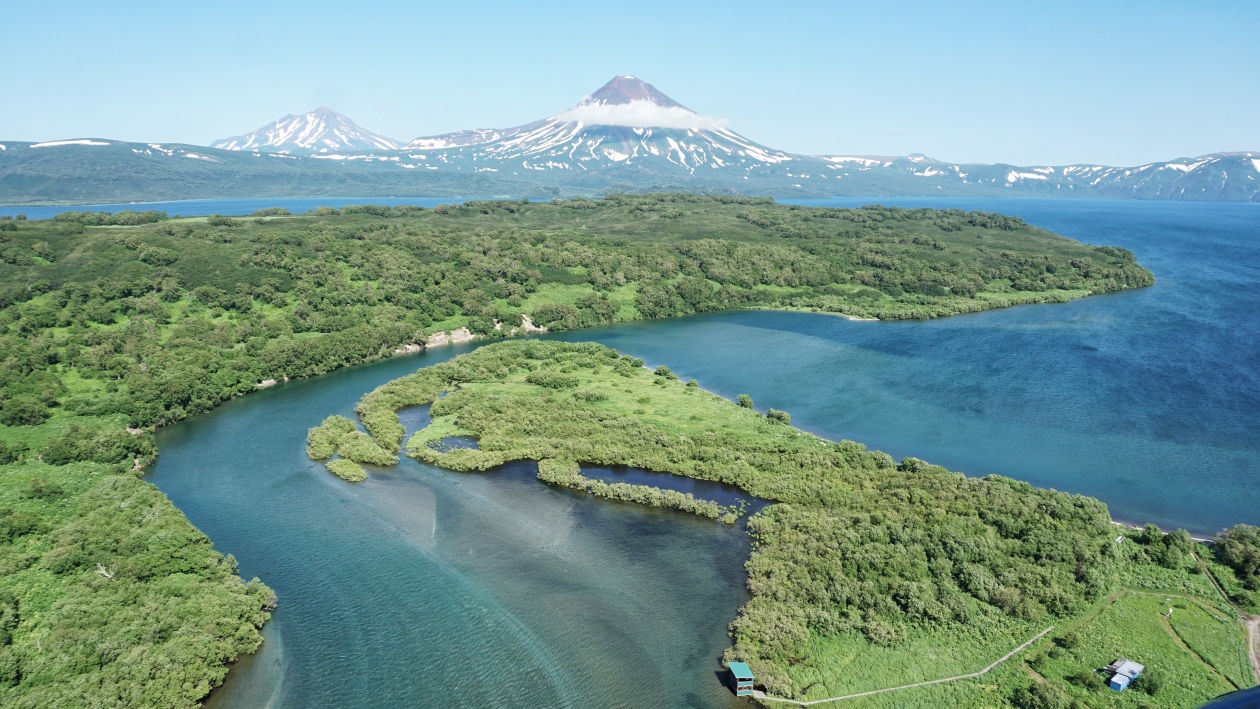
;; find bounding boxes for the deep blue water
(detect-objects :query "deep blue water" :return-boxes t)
[554,198,1260,536]
[0,196,490,219]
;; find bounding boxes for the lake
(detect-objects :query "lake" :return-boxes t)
[556,198,1260,537]
[0,196,487,220]
[145,197,1259,706]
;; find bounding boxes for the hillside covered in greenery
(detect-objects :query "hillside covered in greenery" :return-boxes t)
[0,195,1157,705]
[345,341,1256,708]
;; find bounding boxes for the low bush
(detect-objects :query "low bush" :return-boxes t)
[326,458,367,482]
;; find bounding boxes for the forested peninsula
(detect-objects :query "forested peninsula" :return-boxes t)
[0,195,1166,706]
[343,341,1259,708]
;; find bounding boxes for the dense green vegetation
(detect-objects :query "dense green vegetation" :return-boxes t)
[0,457,274,708]
[305,414,397,472]
[343,340,1254,707]
[0,196,1157,705]
[0,195,1151,431]
[536,458,743,522]
[1210,524,1260,611]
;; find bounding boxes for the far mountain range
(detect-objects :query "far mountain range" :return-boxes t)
[2,76,1257,205]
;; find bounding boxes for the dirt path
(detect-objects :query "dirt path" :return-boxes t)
[752,627,1054,706]
[1194,550,1260,685]
[1246,615,1260,685]
[1158,611,1237,690]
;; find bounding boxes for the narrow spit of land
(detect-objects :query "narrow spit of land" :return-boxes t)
[310,340,1255,708]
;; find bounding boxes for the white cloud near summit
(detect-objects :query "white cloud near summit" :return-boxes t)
[553,100,729,131]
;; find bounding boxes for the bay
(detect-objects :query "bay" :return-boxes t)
[143,197,1259,706]
[555,198,1260,536]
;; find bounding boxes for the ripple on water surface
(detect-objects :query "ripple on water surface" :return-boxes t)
[150,348,752,709]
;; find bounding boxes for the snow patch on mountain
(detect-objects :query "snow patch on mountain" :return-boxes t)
[214,107,399,153]
[32,139,110,148]
[554,99,727,130]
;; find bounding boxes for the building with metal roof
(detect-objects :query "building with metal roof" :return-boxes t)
[1105,658,1145,691]
[727,662,755,697]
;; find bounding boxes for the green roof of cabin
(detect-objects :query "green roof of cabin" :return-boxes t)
[728,662,754,680]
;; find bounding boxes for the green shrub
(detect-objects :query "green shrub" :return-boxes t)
[306,415,357,460]
[1131,668,1162,695]
[526,371,579,389]
[737,393,753,408]
[0,396,49,426]
[341,204,392,217]
[335,431,398,466]
[1214,524,1260,590]
[139,247,178,266]
[326,459,366,482]
[766,409,790,424]
[531,302,580,330]
[1066,668,1103,690]
[0,440,28,464]
[24,476,62,499]
[1010,682,1071,709]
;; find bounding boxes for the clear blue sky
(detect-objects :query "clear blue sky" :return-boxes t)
[2,0,1255,165]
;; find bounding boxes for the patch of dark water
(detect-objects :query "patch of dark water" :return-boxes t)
[580,464,771,516]
[427,436,480,452]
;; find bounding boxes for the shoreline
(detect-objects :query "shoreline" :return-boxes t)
[1110,518,1216,544]
[420,329,1239,541]
[353,340,1257,703]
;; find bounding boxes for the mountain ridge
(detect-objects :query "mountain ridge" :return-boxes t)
[213,107,401,153]
[1,76,1257,204]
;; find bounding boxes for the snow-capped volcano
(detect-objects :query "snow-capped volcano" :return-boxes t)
[553,75,726,130]
[213,107,400,153]
[401,76,788,175]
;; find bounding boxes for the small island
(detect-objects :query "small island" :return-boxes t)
[336,340,1258,707]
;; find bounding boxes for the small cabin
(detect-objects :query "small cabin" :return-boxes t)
[728,662,755,697]
[1105,658,1144,691]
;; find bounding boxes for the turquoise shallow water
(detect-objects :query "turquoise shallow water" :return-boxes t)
[150,345,754,708]
[145,198,1259,706]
